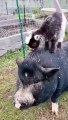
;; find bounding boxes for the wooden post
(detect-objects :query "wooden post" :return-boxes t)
[5,1,8,15]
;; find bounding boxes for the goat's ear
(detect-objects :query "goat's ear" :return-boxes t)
[34,35,41,41]
[25,33,32,44]
[16,58,23,67]
[39,66,59,77]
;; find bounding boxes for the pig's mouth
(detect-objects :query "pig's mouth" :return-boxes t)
[15,99,44,110]
[19,101,39,110]
[14,101,32,109]
[20,103,34,109]
[14,102,37,110]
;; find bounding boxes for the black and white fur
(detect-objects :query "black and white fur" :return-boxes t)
[25,0,66,53]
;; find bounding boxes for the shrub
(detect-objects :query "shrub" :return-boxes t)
[32,7,40,14]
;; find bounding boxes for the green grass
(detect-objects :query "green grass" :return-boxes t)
[0,49,68,120]
[65,32,68,40]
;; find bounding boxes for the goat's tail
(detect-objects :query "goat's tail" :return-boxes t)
[54,0,67,33]
[54,0,67,21]
[54,0,63,13]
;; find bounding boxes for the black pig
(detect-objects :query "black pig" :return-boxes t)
[14,41,68,115]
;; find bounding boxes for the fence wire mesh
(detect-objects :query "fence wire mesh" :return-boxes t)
[0,0,68,39]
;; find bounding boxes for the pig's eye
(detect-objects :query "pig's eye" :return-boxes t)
[22,69,34,78]
[24,72,28,77]
[24,71,33,77]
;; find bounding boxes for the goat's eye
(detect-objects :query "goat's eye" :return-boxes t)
[34,35,39,41]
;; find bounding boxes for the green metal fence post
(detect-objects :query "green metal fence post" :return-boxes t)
[16,0,26,58]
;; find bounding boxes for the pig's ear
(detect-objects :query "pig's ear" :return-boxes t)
[16,58,23,67]
[39,66,59,77]
[25,33,32,44]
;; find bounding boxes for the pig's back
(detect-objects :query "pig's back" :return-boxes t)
[27,41,68,68]
[26,41,68,91]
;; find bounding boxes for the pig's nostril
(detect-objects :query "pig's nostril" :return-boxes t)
[20,103,28,109]
[21,103,27,107]
[22,103,26,106]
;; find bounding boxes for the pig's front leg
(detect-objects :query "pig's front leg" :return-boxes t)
[51,91,62,116]
[52,102,58,116]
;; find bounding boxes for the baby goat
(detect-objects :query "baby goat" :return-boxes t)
[25,0,66,53]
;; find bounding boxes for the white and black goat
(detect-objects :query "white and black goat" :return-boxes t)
[25,0,66,53]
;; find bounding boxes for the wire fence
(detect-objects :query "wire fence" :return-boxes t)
[0,0,68,39]
[0,0,68,15]
[0,0,68,56]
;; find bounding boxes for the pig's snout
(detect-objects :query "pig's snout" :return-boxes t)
[14,100,28,109]
[14,88,35,109]
[14,97,35,109]
[14,100,21,109]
